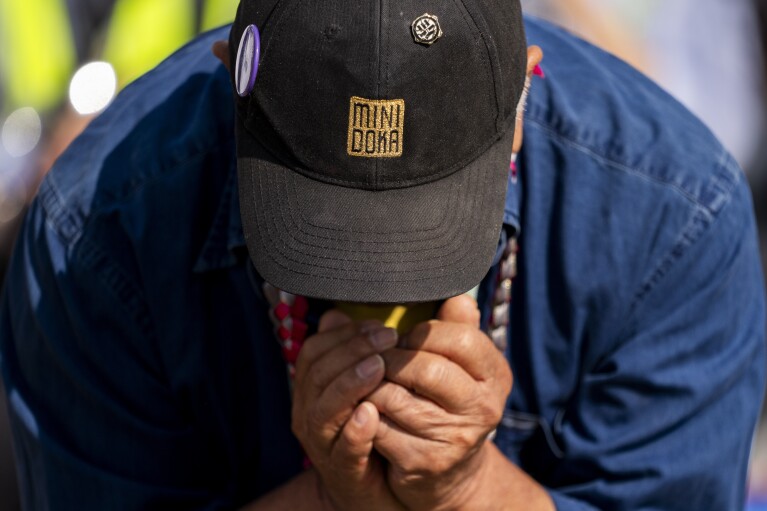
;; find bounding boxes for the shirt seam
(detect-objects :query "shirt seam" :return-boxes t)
[40,142,231,248]
[72,231,169,387]
[524,116,730,213]
[615,152,741,342]
[37,155,230,385]
[74,234,156,344]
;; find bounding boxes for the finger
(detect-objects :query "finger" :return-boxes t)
[400,321,500,381]
[436,294,480,328]
[331,402,379,473]
[319,309,352,333]
[295,313,379,385]
[374,415,444,476]
[367,382,463,436]
[380,349,475,411]
[329,403,408,511]
[310,327,398,391]
[313,354,387,439]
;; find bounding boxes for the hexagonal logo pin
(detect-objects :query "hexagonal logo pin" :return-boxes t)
[411,13,443,46]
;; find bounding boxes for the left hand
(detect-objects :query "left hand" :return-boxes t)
[366,295,513,510]
[291,311,405,511]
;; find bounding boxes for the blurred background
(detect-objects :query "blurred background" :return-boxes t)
[0,0,765,509]
[0,1,240,508]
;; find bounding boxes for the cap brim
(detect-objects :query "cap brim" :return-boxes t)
[237,122,513,303]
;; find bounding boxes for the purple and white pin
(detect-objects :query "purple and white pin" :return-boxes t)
[235,24,260,97]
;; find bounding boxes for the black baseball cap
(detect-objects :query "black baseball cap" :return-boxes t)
[229,0,527,303]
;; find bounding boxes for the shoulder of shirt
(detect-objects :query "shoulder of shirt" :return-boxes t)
[523,17,742,212]
[36,26,234,246]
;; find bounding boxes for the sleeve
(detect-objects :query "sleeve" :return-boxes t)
[546,172,766,510]
[0,189,233,510]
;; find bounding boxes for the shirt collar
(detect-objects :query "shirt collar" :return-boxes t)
[193,147,523,273]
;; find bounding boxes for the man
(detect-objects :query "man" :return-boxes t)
[1,0,764,509]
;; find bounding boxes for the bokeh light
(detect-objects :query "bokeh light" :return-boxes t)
[68,62,117,115]
[1,108,42,158]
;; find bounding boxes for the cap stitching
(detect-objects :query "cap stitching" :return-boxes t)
[285,170,460,242]
[452,0,500,128]
[279,170,467,254]
[256,151,469,264]
[280,118,509,237]
[271,161,470,259]
[252,164,481,276]
[258,0,302,63]
[250,132,508,270]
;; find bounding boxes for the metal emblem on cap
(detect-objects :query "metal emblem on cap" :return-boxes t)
[411,13,443,45]
[235,24,260,97]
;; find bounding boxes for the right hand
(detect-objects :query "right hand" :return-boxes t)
[291,310,406,511]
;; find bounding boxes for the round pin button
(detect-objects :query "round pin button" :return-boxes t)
[235,24,260,97]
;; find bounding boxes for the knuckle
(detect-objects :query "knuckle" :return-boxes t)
[378,383,408,415]
[305,406,322,430]
[427,452,453,476]
[455,328,474,354]
[392,386,411,411]
[489,404,504,426]
[477,400,500,426]
[453,428,476,451]
[295,344,314,369]
[419,405,443,430]
[493,365,513,400]
[291,408,312,444]
[438,457,457,475]
[306,406,328,436]
[397,455,422,476]
[469,307,481,326]
[421,362,448,391]
[308,366,326,389]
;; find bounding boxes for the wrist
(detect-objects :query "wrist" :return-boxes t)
[421,441,493,511]
[311,469,340,511]
[454,443,495,510]
[446,443,556,511]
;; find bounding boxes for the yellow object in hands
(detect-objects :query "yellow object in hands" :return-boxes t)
[334,301,439,335]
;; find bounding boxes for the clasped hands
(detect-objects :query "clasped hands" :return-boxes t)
[291,295,513,511]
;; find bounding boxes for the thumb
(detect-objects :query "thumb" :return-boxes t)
[436,294,480,328]
[332,402,379,479]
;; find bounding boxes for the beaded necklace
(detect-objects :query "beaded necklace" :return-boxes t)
[262,236,518,389]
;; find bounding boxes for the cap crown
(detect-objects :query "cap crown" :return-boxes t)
[230,0,526,190]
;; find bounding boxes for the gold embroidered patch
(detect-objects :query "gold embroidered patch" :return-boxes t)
[347,97,405,158]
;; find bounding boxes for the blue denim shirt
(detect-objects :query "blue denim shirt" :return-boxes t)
[2,19,765,511]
